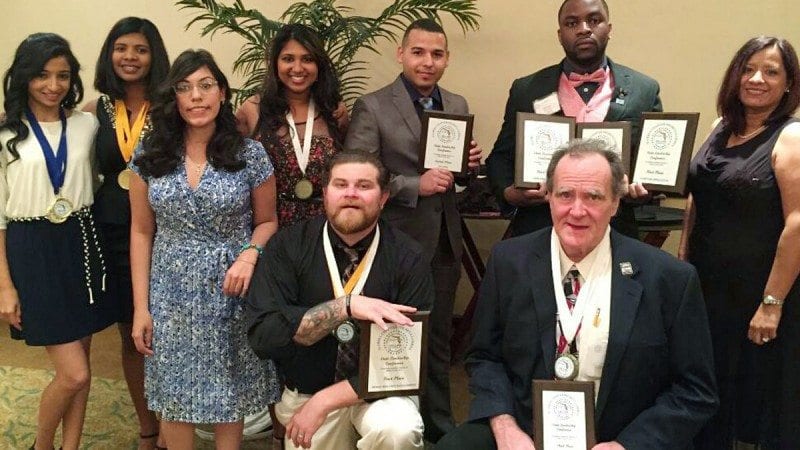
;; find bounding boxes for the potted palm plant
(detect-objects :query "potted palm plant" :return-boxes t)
[176,0,480,106]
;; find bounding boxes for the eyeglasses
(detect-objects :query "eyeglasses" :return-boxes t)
[173,78,219,95]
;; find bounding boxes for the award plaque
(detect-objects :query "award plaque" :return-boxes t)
[632,112,700,194]
[533,380,596,450]
[577,122,632,175]
[515,113,576,187]
[357,312,429,400]
[419,111,474,175]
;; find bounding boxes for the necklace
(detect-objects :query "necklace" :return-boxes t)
[736,125,766,140]
[185,156,207,177]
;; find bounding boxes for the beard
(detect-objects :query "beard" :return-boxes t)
[328,205,380,235]
[563,39,608,69]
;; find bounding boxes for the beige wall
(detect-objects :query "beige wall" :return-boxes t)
[2,0,799,149]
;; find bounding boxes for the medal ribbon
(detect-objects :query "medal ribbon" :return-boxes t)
[550,228,611,347]
[114,99,150,163]
[24,108,67,195]
[323,221,380,297]
[286,97,315,176]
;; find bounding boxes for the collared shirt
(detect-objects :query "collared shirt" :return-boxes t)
[557,226,610,283]
[328,224,375,280]
[399,73,443,120]
[246,216,434,395]
[556,226,612,396]
[560,56,609,104]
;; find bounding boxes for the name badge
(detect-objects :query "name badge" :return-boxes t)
[533,92,561,115]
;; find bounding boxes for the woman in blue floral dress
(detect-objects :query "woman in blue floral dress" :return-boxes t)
[129,49,280,450]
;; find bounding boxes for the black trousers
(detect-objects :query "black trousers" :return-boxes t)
[437,420,497,450]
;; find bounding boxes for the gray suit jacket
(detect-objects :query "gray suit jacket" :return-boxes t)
[486,59,662,236]
[345,76,469,264]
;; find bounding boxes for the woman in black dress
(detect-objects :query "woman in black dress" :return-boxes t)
[83,17,170,450]
[680,36,800,449]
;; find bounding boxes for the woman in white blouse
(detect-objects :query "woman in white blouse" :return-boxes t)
[0,33,115,450]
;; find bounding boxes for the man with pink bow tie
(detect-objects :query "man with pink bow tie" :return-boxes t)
[486,0,662,239]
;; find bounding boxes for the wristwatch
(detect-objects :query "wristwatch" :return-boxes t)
[762,294,784,306]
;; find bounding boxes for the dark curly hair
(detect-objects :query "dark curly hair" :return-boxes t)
[1,33,83,161]
[94,17,170,101]
[717,36,800,135]
[255,23,343,147]
[134,49,244,178]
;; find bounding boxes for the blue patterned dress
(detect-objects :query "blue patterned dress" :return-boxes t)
[131,138,280,422]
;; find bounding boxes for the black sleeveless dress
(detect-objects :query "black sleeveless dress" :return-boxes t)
[688,117,800,449]
[92,95,146,323]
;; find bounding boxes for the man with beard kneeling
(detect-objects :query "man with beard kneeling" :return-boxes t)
[246,149,434,450]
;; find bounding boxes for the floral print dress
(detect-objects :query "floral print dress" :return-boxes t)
[262,115,339,227]
[131,139,280,422]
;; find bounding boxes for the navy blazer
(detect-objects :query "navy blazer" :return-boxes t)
[465,228,717,448]
[486,59,662,236]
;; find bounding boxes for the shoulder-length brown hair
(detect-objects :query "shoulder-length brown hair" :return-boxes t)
[717,36,800,135]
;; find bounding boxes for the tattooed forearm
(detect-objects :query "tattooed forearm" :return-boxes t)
[293,296,346,346]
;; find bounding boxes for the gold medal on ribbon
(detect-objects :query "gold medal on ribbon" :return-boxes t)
[294,178,314,200]
[287,99,315,191]
[46,196,73,224]
[117,168,132,190]
[114,99,149,190]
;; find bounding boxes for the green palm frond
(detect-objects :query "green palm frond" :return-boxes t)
[176,0,480,108]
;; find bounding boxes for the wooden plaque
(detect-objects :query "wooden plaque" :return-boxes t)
[357,312,429,399]
[419,111,474,176]
[632,112,700,195]
[515,113,576,188]
[533,379,596,450]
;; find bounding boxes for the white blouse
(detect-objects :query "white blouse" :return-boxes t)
[0,110,98,228]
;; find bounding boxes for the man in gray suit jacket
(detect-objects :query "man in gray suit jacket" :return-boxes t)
[345,18,482,443]
[487,0,662,238]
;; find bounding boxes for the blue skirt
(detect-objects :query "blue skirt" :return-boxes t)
[7,210,115,345]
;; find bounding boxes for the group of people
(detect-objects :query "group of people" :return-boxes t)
[0,1,798,450]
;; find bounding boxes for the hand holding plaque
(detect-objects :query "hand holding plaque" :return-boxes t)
[357,312,429,399]
[419,112,474,175]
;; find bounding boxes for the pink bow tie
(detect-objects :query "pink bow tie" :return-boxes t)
[568,68,607,87]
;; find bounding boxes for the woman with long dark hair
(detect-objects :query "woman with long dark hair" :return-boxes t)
[235,23,347,447]
[236,23,348,226]
[0,33,113,450]
[129,49,280,450]
[83,17,170,450]
[680,36,800,448]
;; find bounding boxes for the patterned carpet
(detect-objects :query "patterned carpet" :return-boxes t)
[0,365,138,450]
